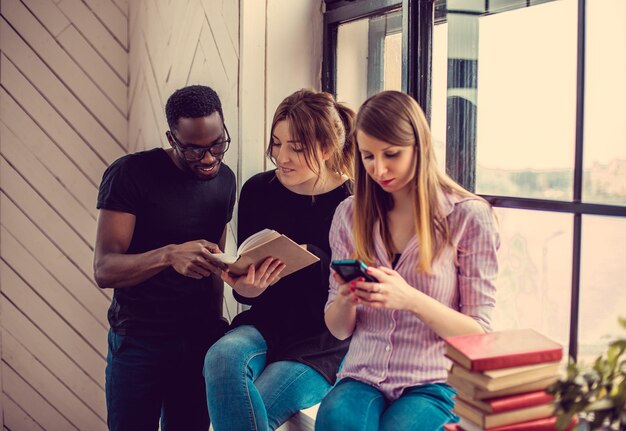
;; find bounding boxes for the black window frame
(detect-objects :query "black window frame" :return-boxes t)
[323,0,626,361]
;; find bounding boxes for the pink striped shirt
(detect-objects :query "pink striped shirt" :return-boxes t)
[326,192,500,400]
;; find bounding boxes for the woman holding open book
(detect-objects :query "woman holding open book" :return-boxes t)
[317,91,500,431]
[203,89,355,431]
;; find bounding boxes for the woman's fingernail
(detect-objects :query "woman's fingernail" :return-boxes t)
[350,281,357,287]
[349,287,355,292]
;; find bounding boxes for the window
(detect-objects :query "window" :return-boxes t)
[324,0,626,360]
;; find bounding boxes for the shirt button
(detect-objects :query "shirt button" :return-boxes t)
[385,345,391,352]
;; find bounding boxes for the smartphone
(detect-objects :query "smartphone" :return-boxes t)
[330,259,378,282]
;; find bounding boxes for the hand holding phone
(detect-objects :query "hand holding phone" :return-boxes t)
[330,259,378,283]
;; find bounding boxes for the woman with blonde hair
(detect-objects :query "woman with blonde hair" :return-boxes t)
[316,91,500,431]
[203,89,355,431]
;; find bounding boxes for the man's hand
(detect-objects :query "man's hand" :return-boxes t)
[167,240,224,280]
[221,257,285,298]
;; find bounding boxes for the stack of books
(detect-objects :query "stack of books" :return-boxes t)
[444,329,577,431]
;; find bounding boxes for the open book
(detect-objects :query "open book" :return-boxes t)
[207,229,320,280]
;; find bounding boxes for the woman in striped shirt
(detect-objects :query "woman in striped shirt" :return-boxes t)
[316,91,500,431]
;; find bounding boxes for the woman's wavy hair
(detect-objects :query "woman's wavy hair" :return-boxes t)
[353,91,482,273]
[267,89,356,185]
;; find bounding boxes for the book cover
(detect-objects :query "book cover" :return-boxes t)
[454,398,554,428]
[450,362,561,392]
[207,229,319,279]
[457,415,578,431]
[445,329,563,372]
[458,390,554,414]
[447,373,559,400]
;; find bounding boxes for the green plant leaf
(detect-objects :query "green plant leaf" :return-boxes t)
[550,317,626,430]
[611,340,626,350]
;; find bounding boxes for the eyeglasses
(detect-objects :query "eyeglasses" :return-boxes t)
[169,125,231,161]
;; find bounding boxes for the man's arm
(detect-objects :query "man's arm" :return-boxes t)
[93,209,221,289]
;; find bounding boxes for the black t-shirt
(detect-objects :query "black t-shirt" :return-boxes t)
[97,148,236,337]
[231,170,352,383]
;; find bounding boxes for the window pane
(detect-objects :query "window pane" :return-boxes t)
[336,10,402,111]
[578,215,626,363]
[583,0,626,206]
[337,18,369,110]
[450,1,578,198]
[383,32,402,91]
[491,208,573,351]
[476,1,577,198]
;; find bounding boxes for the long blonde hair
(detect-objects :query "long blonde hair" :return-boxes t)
[267,89,356,183]
[353,91,482,273]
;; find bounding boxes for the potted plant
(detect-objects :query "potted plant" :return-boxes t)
[547,318,626,430]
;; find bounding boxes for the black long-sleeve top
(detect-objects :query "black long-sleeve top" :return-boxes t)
[230,170,352,383]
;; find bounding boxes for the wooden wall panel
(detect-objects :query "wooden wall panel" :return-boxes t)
[2,365,77,431]
[2,300,106,416]
[3,332,106,430]
[2,395,45,431]
[0,0,126,427]
[129,0,241,320]
[1,0,244,428]
[0,56,108,185]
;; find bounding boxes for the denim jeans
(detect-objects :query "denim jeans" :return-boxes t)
[105,328,219,431]
[203,325,332,431]
[315,378,459,431]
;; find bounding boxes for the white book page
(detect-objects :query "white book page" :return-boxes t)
[237,228,277,254]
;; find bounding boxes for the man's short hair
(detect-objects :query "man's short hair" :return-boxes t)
[165,85,224,130]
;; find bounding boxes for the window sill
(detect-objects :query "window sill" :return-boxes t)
[276,404,319,431]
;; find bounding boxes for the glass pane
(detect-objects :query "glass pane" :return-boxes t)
[337,18,369,111]
[432,22,448,172]
[445,0,578,198]
[578,215,626,364]
[583,0,626,206]
[383,32,402,91]
[336,10,402,111]
[477,1,577,199]
[491,208,573,352]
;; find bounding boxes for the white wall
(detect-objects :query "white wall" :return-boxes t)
[240,0,324,185]
[266,0,324,137]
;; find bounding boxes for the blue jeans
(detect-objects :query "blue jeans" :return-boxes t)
[203,325,331,431]
[315,378,459,431]
[105,328,219,431]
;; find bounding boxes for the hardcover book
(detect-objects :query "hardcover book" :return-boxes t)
[445,329,563,372]
[454,398,554,429]
[457,415,578,431]
[449,362,561,392]
[457,390,554,414]
[206,229,319,279]
[447,373,559,400]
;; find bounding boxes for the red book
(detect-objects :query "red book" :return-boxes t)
[458,390,554,414]
[454,398,554,428]
[458,415,578,431]
[445,329,563,372]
